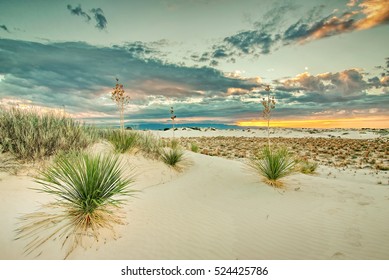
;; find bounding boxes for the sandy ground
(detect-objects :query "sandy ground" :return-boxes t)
[0,129,388,260]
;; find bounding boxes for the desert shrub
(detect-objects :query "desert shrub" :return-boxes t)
[160,147,184,167]
[104,129,139,153]
[0,108,97,161]
[249,146,295,187]
[136,132,163,159]
[16,152,135,258]
[298,159,318,174]
[190,142,199,153]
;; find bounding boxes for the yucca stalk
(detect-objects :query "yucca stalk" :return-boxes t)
[249,146,295,188]
[16,152,135,258]
[261,85,276,149]
[111,78,130,132]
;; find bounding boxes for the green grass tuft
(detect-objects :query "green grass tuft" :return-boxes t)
[104,129,139,153]
[160,147,184,167]
[190,142,199,153]
[0,107,97,161]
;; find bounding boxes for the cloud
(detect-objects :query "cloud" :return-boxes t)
[195,0,388,64]
[67,4,91,21]
[1,39,387,126]
[0,24,10,33]
[0,39,259,123]
[66,5,107,30]
[284,0,389,43]
[90,8,107,30]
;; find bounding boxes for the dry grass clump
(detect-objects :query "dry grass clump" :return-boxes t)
[249,146,295,188]
[0,145,19,174]
[16,152,135,259]
[0,107,97,161]
[298,159,318,174]
[190,142,199,153]
[136,132,163,159]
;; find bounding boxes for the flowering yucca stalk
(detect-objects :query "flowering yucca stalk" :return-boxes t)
[111,78,130,131]
[170,106,177,138]
[261,85,276,148]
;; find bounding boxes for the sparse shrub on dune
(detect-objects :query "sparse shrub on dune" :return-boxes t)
[160,147,184,168]
[0,108,97,161]
[249,146,295,188]
[104,129,139,153]
[298,159,318,174]
[190,142,199,153]
[16,152,135,259]
[136,132,163,159]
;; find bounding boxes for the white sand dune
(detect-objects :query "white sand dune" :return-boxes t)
[1,138,388,259]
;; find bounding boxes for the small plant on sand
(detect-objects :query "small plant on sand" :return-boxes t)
[111,78,130,131]
[160,147,184,167]
[105,129,139,153]
[249,146,295,188]
[298,159,318,174]
[190,142,199,153]
[261,85,276,148]
[16,152,134,258]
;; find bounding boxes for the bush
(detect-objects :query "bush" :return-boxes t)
[299,159,318,174]
[190,142,199,153]
[104,129,139,153]
[160,147,184,167]
[16,152,135,258]
[0,108,97,161]
[249,146,295,187]
[136,132,163,159]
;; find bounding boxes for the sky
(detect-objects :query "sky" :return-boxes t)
[0,0,388,128]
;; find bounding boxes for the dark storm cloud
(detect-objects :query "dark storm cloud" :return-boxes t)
[0,24,10,33]
[90,8,107,30]
[0,39,258,117]
[67,4,91,21]
[66,5,107,30]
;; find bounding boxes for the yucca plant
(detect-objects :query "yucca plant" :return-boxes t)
[105,129,139,153]
[16,152,135,258]
[160,147,184,167]
[249,146,295,187]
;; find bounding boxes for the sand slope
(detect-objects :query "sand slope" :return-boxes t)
[1,147,388,260]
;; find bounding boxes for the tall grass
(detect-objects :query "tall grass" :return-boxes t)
[136,132,163,159]
[0,108,97,161]
[103,129,139,153]
[16,152,135,258]
[249,146,295,187]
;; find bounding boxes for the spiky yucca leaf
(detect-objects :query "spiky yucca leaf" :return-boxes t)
[160,147,184,167]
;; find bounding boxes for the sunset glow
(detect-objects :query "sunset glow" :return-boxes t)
[237,116,389,129]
